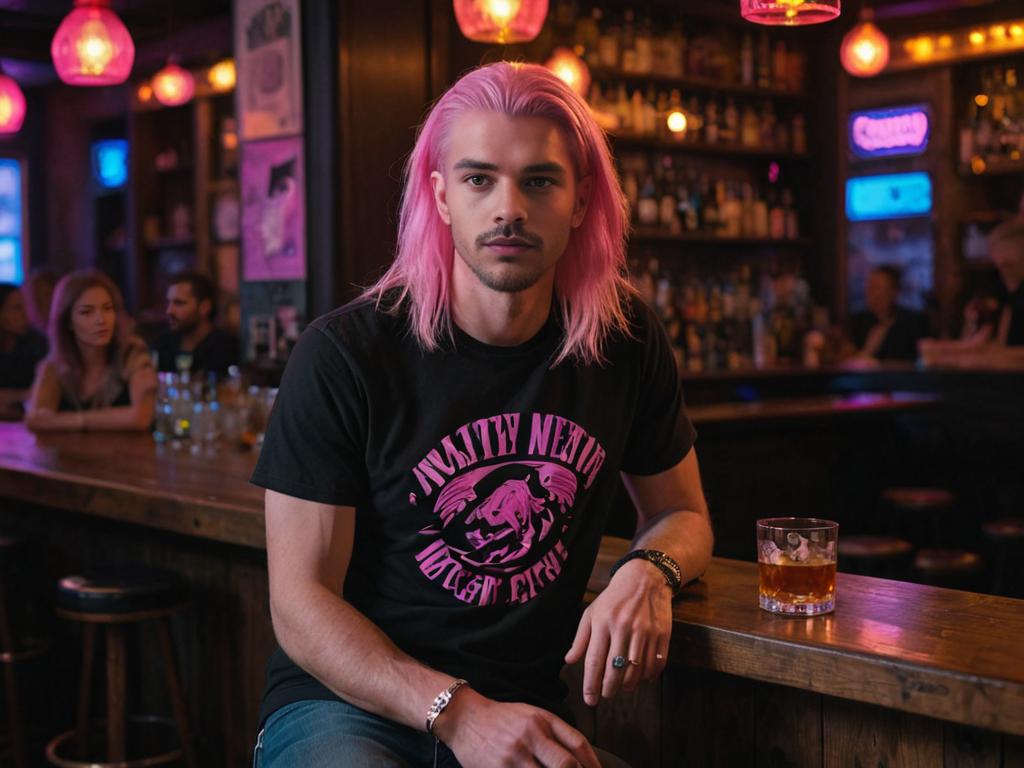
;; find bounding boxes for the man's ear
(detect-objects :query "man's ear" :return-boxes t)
[430,170,452,226]
[571,175,593,229]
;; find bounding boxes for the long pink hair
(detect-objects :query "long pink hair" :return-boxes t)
[362,61,634,366]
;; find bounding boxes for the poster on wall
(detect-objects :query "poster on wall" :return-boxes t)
[241,136,306,282]
[235,0,303,140]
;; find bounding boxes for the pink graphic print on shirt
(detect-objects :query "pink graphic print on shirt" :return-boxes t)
[409,413,606,606]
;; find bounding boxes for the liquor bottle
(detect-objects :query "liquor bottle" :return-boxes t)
[741,103,759,148]
[705,99,720,144]
[598,17,620,70]
[741,33,755,87]
[772,40,788,89]
[658,161,680,233]
[621,8,637,74]
[792,113,807,155]
[643,84,658,136]
[757,31,772,88]
[769,188,786,239]
[959,102,978,167]
[722,98,739,144]
[752,186,769,238]
[637,173,659,226]
[783,188,799,239]
[635,12,653,75]
[701,175,718,234]
[630,88,645,136]
[622,168,639,218]
[576,7,602,68]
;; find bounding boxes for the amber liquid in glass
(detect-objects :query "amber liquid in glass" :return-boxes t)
[758,560,836,606]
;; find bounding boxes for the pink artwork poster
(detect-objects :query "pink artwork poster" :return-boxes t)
[241,136,306,282]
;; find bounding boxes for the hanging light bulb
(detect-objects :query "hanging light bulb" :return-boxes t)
[544,47,590,97]
[152,59,195,107]
[0,71,27,135]
[51,0,134,86]
[208,59,236,92]
[841,9,889,77]
[741,0,840,26]
[453,0,549,44]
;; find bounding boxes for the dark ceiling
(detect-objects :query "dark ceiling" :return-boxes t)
[0,0,231,62]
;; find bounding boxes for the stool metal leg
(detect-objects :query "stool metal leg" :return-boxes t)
[0,578,27,768]
[74,623,96,758]
[105,624,126,763]
[156,618,197,768]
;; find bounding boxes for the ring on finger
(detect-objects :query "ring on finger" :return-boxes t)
[611,655,628,669]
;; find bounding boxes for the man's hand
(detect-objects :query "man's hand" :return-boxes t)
[564,560,673,706]
[435,687,601,768]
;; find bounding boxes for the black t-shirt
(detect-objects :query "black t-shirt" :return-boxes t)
[153,328,239,377]
[0,328,47,389]
[849,306,930,360]
[250,294,696,726]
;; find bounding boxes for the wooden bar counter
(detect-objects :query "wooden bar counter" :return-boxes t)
[1,421,1021,766]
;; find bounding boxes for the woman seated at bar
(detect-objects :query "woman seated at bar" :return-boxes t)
[920,216,1024,369]
[25,269,156,431]
[842,265,930,364]
[0,282,49,420]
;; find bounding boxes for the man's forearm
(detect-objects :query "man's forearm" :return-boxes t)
[632,508,714,586]
[272,580,466,732]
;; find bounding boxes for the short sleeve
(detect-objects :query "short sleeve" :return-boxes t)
[619,303,697,476]
[251,325,370,506]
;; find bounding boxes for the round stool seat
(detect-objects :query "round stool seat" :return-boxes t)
[913,549,983,573]
[57,566,187,616]
[981,518,1024,540]
[881,488,954,510]
[839,535,913,558]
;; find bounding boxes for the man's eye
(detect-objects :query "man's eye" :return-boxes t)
[466,175,489,186]
[526,178,554,188]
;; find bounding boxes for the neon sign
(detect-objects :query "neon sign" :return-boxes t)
[849,104,930,158]
[846,172,932,222]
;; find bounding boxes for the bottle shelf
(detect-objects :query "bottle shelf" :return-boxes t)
[591,68,808,102]
[612,133,809,161]
[631,228,811,247]
[958,158,1024,178]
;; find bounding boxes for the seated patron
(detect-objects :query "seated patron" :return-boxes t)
[152,271,238,377]
[920,216,1024,369]
[846,265,930,363]
[25,269,156,431]
[0,283,48,420]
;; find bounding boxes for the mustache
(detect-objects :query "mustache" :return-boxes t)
[475,225,543,248]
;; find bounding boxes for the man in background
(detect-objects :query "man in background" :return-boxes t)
[153,271,239,377]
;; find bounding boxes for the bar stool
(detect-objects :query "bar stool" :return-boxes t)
[981,518,1024,598]
[880,487,955,548]
[45,565,197,768]
[0,534,49,768]
[912,549,985,592]
[838,535,914,580]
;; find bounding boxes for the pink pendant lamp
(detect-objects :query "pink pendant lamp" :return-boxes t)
[454,0,549,44]
[741,0,840,26]
[51,0,135,86]
[152,60,195,107]
[841,9,890,77]
[0,71,27,135]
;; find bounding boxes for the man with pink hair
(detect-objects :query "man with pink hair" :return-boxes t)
[251,61,713,767]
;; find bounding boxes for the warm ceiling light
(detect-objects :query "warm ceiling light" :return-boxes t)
[974,94,989,107]
[152,60,195,107]
[453,0,548,43]
[1011,24,1023,39]
[208,59,236,91]
[909,36,934,59]
[969,30,985,45]
[990,25,1006,41]
[740,0,840,26]
[666,111,688,134]
[841,10,889,77]
[544,47,589,97]
[937,34,953,49]
[51,0,135,86]
[137,82,152,103]
[0,72,27,135]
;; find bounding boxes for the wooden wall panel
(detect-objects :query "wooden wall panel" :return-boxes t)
[823,695,944,768]
[755,683,822,768]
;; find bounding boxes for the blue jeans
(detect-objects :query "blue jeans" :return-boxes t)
[253,699,631,768]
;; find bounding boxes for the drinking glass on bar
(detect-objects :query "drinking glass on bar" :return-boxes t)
[757,517,838,615]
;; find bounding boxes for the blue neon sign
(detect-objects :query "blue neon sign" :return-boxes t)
[846,172,932,222]
[92,139,128,189]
